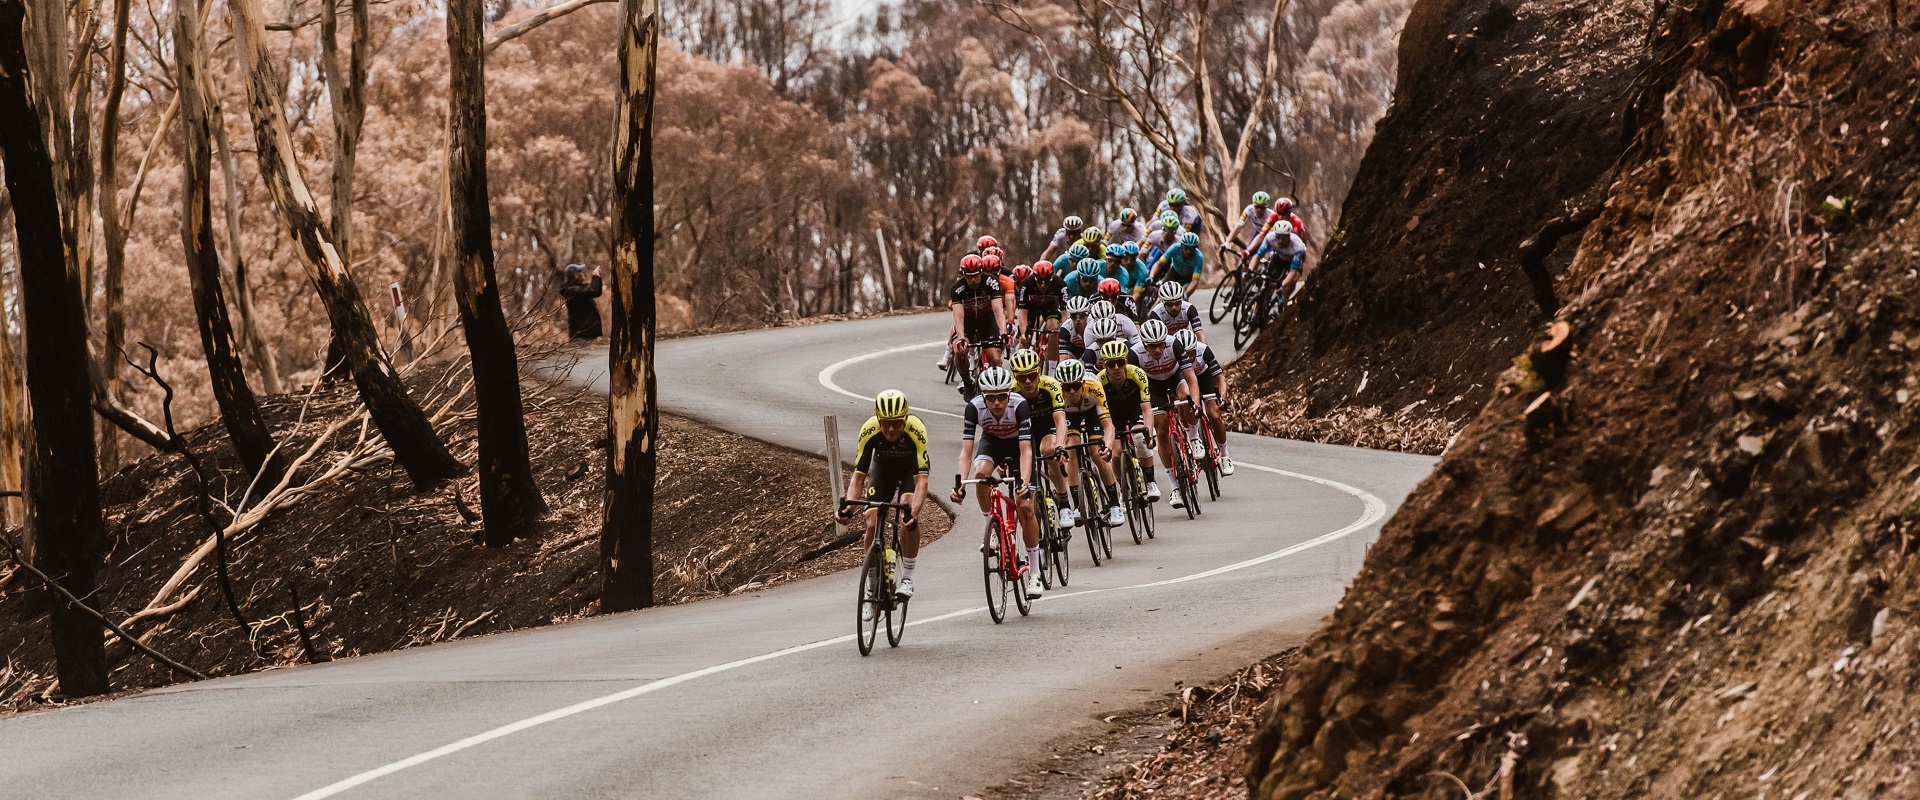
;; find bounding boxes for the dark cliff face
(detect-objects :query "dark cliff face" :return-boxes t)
[1248,2,1920,798]
[1232,0,1656,431]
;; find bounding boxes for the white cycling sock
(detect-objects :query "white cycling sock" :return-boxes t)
[1027,546,1042,569]
[901,556,916,579]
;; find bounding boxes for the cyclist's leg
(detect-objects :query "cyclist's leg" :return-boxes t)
[1053,430,1076,494]
[1151,383,1176,472]
[968,450,999,515]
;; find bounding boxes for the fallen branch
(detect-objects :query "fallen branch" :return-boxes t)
[0,528,208,682]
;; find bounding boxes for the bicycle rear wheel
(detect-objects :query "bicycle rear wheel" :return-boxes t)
[983,519,1008,624]
[1208,268,1241,324]
[1034,495,1057,591]
[1013,534,1033,617]
[857,543,883,655]
[1051,521,1071,586]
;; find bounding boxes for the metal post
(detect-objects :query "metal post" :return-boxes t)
[825,415,845,540]
[389,282,414,363]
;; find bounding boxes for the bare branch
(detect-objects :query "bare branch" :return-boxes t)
[0,528,209,682]
[485,0,614,54]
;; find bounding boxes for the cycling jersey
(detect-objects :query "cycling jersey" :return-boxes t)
[1079,340,1141,370]
[1152,201,1203,232]
[1019,275,1065,316]
[1059,379,1111,438]
[1131,339,1193,382]
[1057,317,1090,356]
[854,414,931,476]
[1044,226,1076,258]
[1065,277,1102,300]
[1153,246,1205,282]
[855,414,930,502]
[962,393,1031,442]
[1016,376,1065,440]
[1190,340,1224,379]
[1098,364,1152,425]
[1149,301,1203,337]
[1109,259,1149,294]
[1106,219,1148,245]
[950,276,1000,320]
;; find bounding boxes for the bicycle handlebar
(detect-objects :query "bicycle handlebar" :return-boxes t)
[838,498,912,512]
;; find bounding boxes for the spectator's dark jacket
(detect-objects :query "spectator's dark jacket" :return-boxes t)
[560,276,604,341]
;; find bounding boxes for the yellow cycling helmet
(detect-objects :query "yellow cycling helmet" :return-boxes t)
[1099,339,1131,363]
[1007,349,1042,375]
[875,389,910,420]
[1080,226,1104,243]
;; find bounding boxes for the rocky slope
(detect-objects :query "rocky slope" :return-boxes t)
[1228,0,1664,450]
[1246,1,1920,797]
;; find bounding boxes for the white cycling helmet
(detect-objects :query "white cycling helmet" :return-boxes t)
[1087,317,1119,341]
[978,366,1015,393]
[1064,215,1084,230]
[1173,328,1197,350]
[1140,318,1169,344]
[1274,220,1293,237]
[1056,359,1086,383]
[1158,282,1186,302]
[1065,296,1092,315]
[1090,300,1115,320]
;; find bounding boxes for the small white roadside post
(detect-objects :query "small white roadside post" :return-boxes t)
[825,415,846,540]
[389,282,414,363]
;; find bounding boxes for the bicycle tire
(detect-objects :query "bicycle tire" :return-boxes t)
[1013,539,1033,617]
[1208,269,1240,324]
[884,513,908,647]
[1084,492,1104,567]
[857,543,883,655]
[983,518,1008,624]
[1051,520,1071,586]
[1034,493,1056,591]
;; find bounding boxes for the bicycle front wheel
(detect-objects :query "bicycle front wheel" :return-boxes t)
[1208,269,1240,324]
[1051,521,1071,586]
[885,516,908,647]
[983,520,1008,624]
[857,543,883,655]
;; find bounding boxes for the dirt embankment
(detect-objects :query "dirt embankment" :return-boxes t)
[1227,0,1665,453]
[1245,2,1920,798]
[1,372,945,712]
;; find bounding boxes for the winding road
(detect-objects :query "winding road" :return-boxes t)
[0,309,1435,799]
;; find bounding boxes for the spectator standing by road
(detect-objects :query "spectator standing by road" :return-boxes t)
[560,263,604,341]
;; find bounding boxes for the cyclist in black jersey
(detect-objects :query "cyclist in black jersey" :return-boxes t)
[941,254,1009,374]
[837,390,932,597]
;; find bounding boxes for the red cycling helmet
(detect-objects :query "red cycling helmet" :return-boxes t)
[1274,198,1293,214]
[1032,261,1053,279]
[1099,278,1121,297]
[1011,264,1033,281]
[960,254,984,273]
[982,254,1002,271]
[984,246,1005,259]
[977,235,999,250]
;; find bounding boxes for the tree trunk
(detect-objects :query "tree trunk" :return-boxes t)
[176,0,284,484]
[601,0,659,613]
[0,197,25,529]
[210,97,283,395]
[448,0,546,546]
[94,0,133,472]
[0,0,110,696]
[319,0,370,383]
[228,0,465,489]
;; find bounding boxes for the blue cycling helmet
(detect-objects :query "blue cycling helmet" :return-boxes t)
[1077,257,1101,275]
[1121,241,1140,256]
[1068,244,1090,260]
[1180,232,1200,248]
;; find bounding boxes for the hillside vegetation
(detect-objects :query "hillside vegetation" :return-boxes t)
[1244,1,1920,796]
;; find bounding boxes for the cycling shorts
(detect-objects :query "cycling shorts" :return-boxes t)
[972,436,1022,473]
[1028,409,1057,443]
[1198,372,1221,399]
[1148,375,1184,412]
[863,468,915,505]
[1064,410,1105,440]
[962,316,1004,349]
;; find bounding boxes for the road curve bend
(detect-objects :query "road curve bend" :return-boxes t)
[0,310,1435,800]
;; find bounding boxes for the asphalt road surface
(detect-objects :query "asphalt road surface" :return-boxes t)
[0,309,1436,799]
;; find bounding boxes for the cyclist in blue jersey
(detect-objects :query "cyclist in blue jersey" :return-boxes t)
[1147,232,1206,290]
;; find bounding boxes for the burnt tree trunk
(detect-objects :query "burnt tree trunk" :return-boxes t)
[601,0,659,613]
[0,0,110,696]
[175,0,283,483]
[447,0,546,546]
[228,0,464,489]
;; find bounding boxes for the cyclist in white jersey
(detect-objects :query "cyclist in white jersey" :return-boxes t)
[1149,282,1207,345]
[1174,329,1233,475]
[1040,214,1085,262]
[951,367,1045,599]
[1132,319,1203,509]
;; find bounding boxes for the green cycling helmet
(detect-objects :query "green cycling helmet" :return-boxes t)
[1068,243,1090,260]
[1120,207,1138,223]
[1161,212,1180,228]
[1166,188,1186,204]
[1180,232,1199,248]
[1252,191,1271,206]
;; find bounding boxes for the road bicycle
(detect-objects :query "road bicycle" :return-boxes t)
[1162,399,1205,519]
[1176,396,1225,502]
[944,339,985,398]
[840,497,913,655]
[1056,437,1118,558]
[958,473,1032,623]
[1033,450,1073,589]
[1114,424,1156,543]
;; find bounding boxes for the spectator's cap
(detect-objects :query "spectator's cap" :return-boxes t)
[564,264,586,275]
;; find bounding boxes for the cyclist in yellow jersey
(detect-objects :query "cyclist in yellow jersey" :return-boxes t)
[1096,340,1163,502]
[838,390,931,598]
[1055,359,1125,527]
[1007,350,1074,528]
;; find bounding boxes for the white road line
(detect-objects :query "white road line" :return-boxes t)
[816,340,962,418]
[291,344,1390,799]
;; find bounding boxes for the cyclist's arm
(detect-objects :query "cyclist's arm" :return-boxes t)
[1182,364,1201,410]
[950,301,967,343]
[908,474,929,521]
